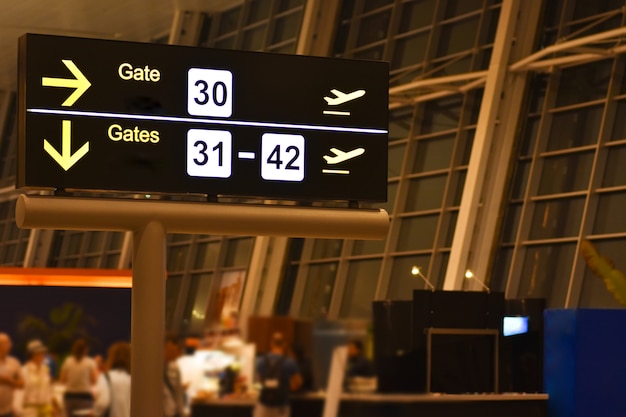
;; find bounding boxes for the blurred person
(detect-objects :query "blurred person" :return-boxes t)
[21,340,58,417]
[254,332,302,417]
[60,338,98,416]
[0,333,24,417]
[346,340,375,379]
[93,342,131,417]
[163,335,184,417]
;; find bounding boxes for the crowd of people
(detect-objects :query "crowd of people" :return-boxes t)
[0,329,375,417]
[0,333,185,417]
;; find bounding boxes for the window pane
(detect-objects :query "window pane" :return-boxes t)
[68,233,84,255]
[352,239,386,256]
[400,0,436,32]
[224,238,253,267]
[529,198,586,240]
[405,175,447,212]
[7,223,21,240]
[441,210,458,247]
[397,215,439,251]
[491,247,513,292]
[420,96,462,134]
[183,273,213,334]
[538,152,594,195]
[594,192,626,234]
[194,241,221,269]
[311,239,343,259]
[519,117,540,157]
[16,241,28,266]
[392,33,428,69]
[199,14,212,47]
[555,61,611,107]
[103,254,120,269]
[167,246,189,272]
[547,106,603,151]
[518,244,576,307]
[381,181,399,214]
[218,7,241,35]
[272,13,301,43]
[356,10,391,47]
[166,275,183,327]
[268,42,296,54]
[170,234,191,243]
[457,129,474,165]
[572,0,623,23]
[83,256,99,268]
[215,36,236,50]
[434,252,449,287]
[275,264,299,315]
[603,146,626,187]
[444,0,484,19]
[87,232,104,252]
[449,170,466,206]
[412,135,455,173]
[387,254,432,299]
[61,258,78,268]
[389,144,406,177]
[108,232,124,251]
[363,0,394,12]
[340,259,382,318]
[278,0,305,12]
[610,100,626,141]
[242,25,267,50]
[247,0,272,24]
[299,263,337,318]
[436,16,479,58]
[389,108,413,141]
[528,75,547,113]
[510,160,530,200]
[353,45,384,60]
[501,204,522,243]
[333,23,350,54]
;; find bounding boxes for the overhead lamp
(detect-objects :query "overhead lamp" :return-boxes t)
[411,266,435,291]
[464,269,490,292]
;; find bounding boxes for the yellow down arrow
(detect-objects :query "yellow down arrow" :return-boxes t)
[41,60,91,106]
[43,120,90,171]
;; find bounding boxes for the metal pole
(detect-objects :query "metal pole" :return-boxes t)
[15,195,389,240]
[131,221,166,417]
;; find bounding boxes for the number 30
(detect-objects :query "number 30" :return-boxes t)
[187,68,233,118]
[194,80,228,107]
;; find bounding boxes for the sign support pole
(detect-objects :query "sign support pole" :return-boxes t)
[131,221,167,417]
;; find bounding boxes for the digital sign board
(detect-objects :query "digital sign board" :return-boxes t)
[18,34,388,202]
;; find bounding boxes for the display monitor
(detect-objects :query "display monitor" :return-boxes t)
[503,316,529,337]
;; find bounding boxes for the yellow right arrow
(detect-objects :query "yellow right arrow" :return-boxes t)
[44,120,90,171]
[42,60,91,106]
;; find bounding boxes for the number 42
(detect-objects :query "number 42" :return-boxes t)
[261,134,305,182]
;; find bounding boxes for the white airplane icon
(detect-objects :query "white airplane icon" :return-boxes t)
[324,89,366,106]
[323,147,365,164]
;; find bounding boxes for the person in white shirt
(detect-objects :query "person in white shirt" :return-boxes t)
[0,333,23,417]
[93,342,131,417]
[21,340,58,417]
[60,338,98,417]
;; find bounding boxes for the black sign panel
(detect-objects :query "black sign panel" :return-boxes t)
[18,34,388,202]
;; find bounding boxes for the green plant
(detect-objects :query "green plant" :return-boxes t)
[580,239,626,307]
[17,302,99,362]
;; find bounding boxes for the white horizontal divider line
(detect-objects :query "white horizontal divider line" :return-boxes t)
[238,151,256,159]
[27,108,388,135]
[322,169,350,174]
[323,110,350,116]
